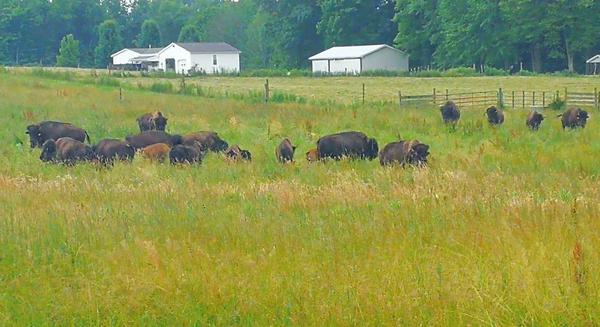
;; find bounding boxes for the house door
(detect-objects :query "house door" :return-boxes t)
[165,58,175,72]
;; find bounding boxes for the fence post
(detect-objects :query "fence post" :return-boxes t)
[595,87,598,110]
[542,91,546,108]
[445,89,449,101]
[362,83,365,105]
[556,90,559,101]
[564,87,568,107]
[512,91,515,109]
[522,91,525,108]
[264,79,269,103]
[398,91,402,108]
[498,88,504,108]
[533,91,536,106]
[433,88,436,106]
[119,87,122,101]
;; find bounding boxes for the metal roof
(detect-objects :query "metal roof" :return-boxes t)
[587,54,600,64]
[111,47,161,57]
[309,44,406,60]
[174,42,240,53]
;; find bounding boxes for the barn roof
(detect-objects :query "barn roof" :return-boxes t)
[174,42,240,54]
[309,44,406,61]
[110,47,161,57]
[587,54,600,64]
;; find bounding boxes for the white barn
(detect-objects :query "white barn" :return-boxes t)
[309,44,409,74]
[586,54,600,75]
[156,42,240,74]
[110,48,161,66]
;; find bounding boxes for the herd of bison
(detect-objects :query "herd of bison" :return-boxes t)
[24,101,590,168]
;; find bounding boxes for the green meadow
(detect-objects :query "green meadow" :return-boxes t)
[0,69,599,325]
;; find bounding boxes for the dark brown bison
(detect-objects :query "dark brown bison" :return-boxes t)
[93,139,135,165]
[169,142,204,165]
[26,121,89,148]
[125,131,182,150]
[137,111,168,132]
[440,101,460,124]
[276,138,296,163]
[306,148,319,162]
[559,107,589,129]
[486,106,504,125]
[526,111,544,131]
[225,145,252,162]
[181,131,229,152]
[40,137,95,165]
[316,131,378,161]
[379,140,430,167]
[142,143,172,162]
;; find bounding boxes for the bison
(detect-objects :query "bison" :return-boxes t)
[276,138,296,163]
[306,148,319,162]
[93,139,135,165]
[526,111,544,131]
[559,107,589,129]
[142,143,172,162]
[440,101,460,124]
[40,137,95,165]
[316,131,378,161]
[125,131,182,150]
[379,140,430,167]
[137,111,168,132]
[169,142,204,165]
[486,106,504,126]
[26,121,89,148]
[225,145,252,162]
[181,131,229,152]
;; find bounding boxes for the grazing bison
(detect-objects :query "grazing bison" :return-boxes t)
[559,107,589,129]
[306,148,319,162]
[137,111,168,132]
[440,101,461,124]
[379,140,430,167]
[93,139,135,165]
[225,145,252,162]
[26,121,89,148]
[169,142,204,165]
[142,143,172,162]
[125,131,182,150]
[526,111,544,131]
[486,106,504,125]
[181,131,229,152]
[316,131,378,161]
[276,138,296,163]
[40,137,95,165]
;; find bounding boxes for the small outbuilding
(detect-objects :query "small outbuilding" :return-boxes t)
[111,47,161,69]
[156,42,241,74]
[308,44,409,75]
[586,54,600,75]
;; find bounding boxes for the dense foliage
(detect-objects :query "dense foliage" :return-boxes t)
[0,0,598,72]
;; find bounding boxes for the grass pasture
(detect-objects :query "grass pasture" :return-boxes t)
[1,71,600,325]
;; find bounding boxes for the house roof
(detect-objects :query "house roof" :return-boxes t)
[111,47,161,57]
[587,54,600,64]
[174,42,240,54]
[309,44,406,61]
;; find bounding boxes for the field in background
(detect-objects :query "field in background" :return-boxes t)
[1,70,600,324]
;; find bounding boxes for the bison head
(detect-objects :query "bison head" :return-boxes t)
[26,124,42,148]
[409,141,430,166]
[240,149,252,161]
[578,110,589,127]
[366,138,379,160]
[40,139,57,162]
[154,115,168,131]
[213,138,229,152]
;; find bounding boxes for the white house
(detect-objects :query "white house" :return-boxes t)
[110,48,161,67]
[156,42,240,74]
[586,54,600,75]
[309,44,409,74]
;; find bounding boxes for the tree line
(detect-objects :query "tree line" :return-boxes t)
[1,0,598,73]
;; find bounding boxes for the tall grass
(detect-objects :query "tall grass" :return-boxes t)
[0,73,599,325]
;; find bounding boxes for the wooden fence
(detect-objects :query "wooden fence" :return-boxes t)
[398,88,600,110]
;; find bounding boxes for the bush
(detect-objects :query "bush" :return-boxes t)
[30,68,74,81]
[483,67,509,76]
[515,69,535,76]
[96,76,121,87]
[550,70,580,77]
[239,69,312,77]
[413,70,442,77]
[148,82,174,93]
[442,67,480,77]
[548,97,566,111]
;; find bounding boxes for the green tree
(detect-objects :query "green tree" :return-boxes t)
[178,24,201,43]
[56,34,80,67]
[137,19,161,48]
[94,19,123,68]
[393,0,440,68]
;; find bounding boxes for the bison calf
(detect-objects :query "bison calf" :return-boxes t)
[440,101,460,124]
[526,111,544,131]
[486,106,504,125]
[169,142,204,165]
[225,145,252,162]
[93,139,135,165]
[27,121,89,148]
[142,143,172,162]
[40,137,95,165]
[276,138,296,163]
[306,148,319,162]
[137,111,168,132]
[559,107,589,129]
[379,140,430,167]
[317,131,378,161]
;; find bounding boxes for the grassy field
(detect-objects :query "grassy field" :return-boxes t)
[1,70,600,325]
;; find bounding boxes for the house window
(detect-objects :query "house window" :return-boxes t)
[213,55,217,65]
